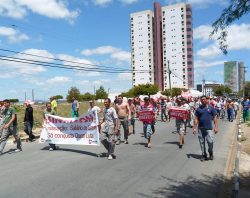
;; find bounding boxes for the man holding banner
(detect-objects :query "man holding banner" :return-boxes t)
[138,97,157,148]
[169,98,189,149]
[99,98,118,160]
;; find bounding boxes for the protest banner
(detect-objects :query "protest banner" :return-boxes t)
[39,112,100,146]
[169,107,189,120]
[137,110,155,123]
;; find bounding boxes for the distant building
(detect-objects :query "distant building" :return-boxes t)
[238,62,245,92]
[204,82,222,96]
[224,61,238,92]
[196,84,202,92]
[130,2,193,91]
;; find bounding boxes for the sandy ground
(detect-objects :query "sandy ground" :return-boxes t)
[239,122,250,197]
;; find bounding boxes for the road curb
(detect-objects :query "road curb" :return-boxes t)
[232,113,243,198]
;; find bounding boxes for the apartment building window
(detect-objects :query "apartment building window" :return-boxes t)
[187,48,192,51]
[187,61,193,65]
[187,41,192,45]
[187,15,191,18]
[187,28,192,31]
[186,21,191,25]
[187,55,192,58]
[187,35,191,38]
[187,68,192,71]
[186,8,191,11]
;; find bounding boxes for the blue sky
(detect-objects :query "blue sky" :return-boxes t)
[0,0,249,101]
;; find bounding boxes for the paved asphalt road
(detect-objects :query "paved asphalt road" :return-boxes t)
[0,118,235,198]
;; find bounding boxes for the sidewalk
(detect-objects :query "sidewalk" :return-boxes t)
[238,122,250,197]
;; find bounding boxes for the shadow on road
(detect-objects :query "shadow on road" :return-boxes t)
[186,153,202,160]
[164,141,179,145]
[133,142,147,147]
[136,174,241,198]
[40,146,98,157]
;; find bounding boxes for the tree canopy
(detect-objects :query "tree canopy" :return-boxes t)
[95,86,108,100]
[211,0,250,54]
[66,87,81,102]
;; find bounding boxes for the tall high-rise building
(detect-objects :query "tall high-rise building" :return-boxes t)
[238,62,245,92]
[130,2,193,90]
[224,61,238,92]
[130,10,154,86]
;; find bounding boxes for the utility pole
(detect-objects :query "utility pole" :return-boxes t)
[32,89,34,101]
[202,77,205,96]
[240,66,248,97]
[167,60,172,97]
[24,92,27,102]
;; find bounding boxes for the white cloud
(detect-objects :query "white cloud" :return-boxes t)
[76,71,101,77]
[117,73,131,80]
[165,0,228,7]
[0,26,29,43]
[196,45,221,58]
[46,76,71,84]
[0,0,79,21]
[120,0,138,4]
[193,25,212,42]
[81,46,131,63]
[194,60,225,68]
[93,0,113,6]
[77,80,90,86]
[81,46,119,56]
[195,23,250,58]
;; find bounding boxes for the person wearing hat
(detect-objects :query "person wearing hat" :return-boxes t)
[0,99,22,155]
[175,97,187,149]
[139,97,157,148]
[24,100,35,142]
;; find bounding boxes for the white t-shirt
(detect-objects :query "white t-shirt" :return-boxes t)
[88,106,101,114]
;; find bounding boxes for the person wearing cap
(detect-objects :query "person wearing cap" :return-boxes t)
[50,96,57,113]
[139,97,157,148]
[175,97,187,149]
[88,100,101,115]
[0,99,22,155]
[24,100,35,142]
[193,95,218,161]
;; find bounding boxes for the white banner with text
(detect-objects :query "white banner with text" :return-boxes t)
[39,112,100,146]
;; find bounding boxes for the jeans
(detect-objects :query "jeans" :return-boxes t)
[227,108,234,121]
[198,128,214,156]
[24,121,35,141]
[0,126,22,152]
[143,123,154,139]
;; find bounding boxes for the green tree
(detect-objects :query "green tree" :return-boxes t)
[171,88,182,97]
[211,0,250,54]
[95,86,108,100]
[121,89,134,98]
[132,84,158,96]
[213,85,232,96]
[66,87,81,102]
[53,95,63,100]
[9,99,19,103]
[81,92,95,101]
[161,89,171,96]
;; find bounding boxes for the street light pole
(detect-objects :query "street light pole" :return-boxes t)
[167,60,172,97]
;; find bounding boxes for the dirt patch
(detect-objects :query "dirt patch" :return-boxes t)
[241,123,250,154]
[239,123,250,197]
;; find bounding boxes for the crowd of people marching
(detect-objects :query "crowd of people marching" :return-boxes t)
[0,94,250,162]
